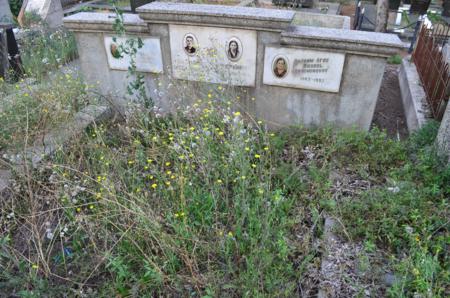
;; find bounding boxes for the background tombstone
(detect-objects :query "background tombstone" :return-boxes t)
[25,0,64,28]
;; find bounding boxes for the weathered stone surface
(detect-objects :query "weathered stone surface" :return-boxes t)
[169,24,257,86]
[64,12,147,33]
[104,36,163,73]
[281,25,403,57]
[137,2,295,31]
[437,102,450,164]
[398,57,432,131]
[25,0,64,28]
[263,46,345,92]
[0,0,14,24]
[292,11,350,29]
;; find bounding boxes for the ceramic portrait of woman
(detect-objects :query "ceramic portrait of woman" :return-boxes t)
[273,56,288,78]
[226,37,242,62]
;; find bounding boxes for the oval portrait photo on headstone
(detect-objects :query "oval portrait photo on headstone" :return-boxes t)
[183,33,198,56]
[272,55,288,78]
[226,37,243,62]
[110,43,121,59]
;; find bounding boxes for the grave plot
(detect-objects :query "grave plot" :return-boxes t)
[1,96,448,296]
[1,2,448,297]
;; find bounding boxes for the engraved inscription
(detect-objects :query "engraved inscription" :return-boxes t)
[263,47,345,93]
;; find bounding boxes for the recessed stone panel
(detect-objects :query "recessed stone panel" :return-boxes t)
[169,24,257,86]
[263,46,345,93]
[104,36,163,73]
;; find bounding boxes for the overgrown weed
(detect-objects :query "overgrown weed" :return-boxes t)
[337,121,449,297]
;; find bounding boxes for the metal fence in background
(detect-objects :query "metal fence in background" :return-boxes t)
[412,24,450,120]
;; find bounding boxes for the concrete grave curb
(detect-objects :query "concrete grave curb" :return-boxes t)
[398,57,432,132]
[0,104,114,197]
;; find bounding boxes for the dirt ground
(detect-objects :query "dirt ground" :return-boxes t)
[371,64,409,139]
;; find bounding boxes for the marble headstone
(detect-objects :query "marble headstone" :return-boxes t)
[169,24,257,87]
[263,46,345,93]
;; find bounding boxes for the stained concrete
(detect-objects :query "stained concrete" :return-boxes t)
[398,57,432,131]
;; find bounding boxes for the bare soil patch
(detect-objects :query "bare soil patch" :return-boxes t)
[371,64,409,139]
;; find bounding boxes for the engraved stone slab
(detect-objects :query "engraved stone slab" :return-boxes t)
[169,24,257,86]
[263,46,345,92]
[104,36,163,73]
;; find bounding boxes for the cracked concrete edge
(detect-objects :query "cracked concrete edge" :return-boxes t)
[0,104,114,195]
[317,215,337,298]
[398,57,433,132]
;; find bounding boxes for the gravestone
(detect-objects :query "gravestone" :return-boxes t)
[263,46,345,92]
[64,3,403,130]
[25,0,63,28]
[169,24,257,86]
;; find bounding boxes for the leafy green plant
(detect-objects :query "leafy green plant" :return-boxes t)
[8,0,23,17]
[387,54,402,65]
[337,122,449,297]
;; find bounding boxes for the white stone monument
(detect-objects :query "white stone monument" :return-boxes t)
[25,0,63,28]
